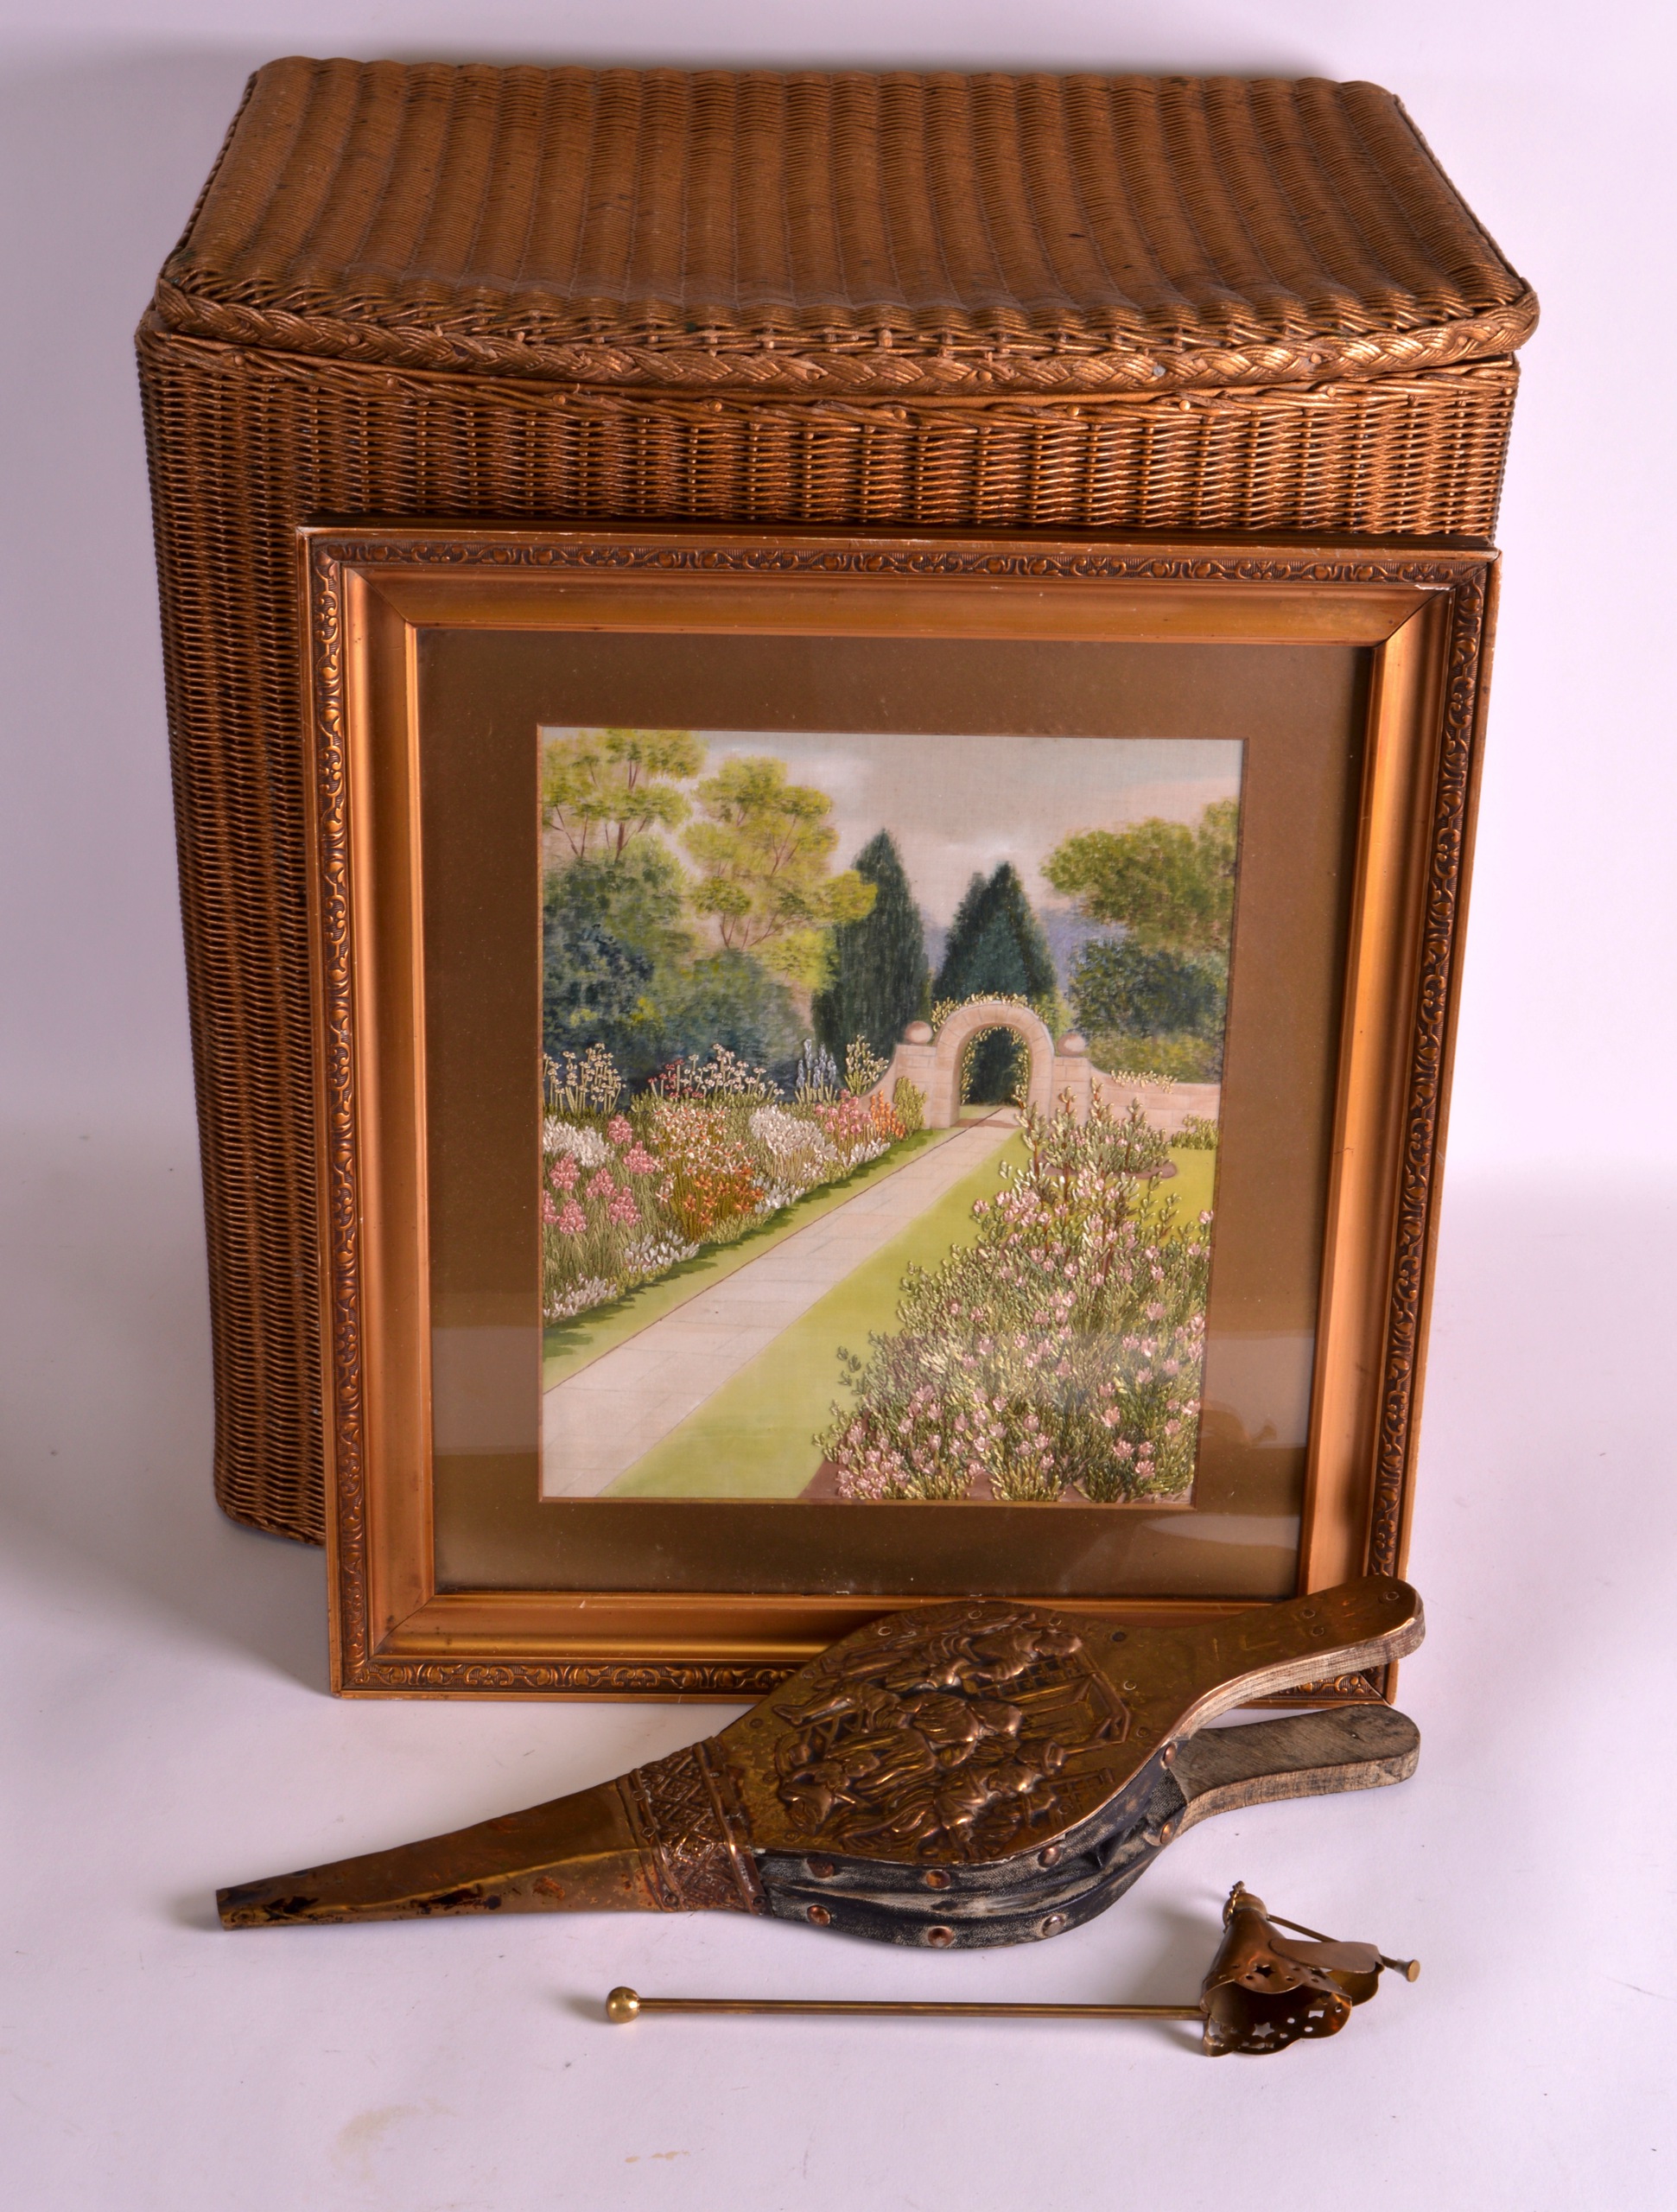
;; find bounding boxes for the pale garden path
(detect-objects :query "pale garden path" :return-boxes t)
[540,1114,1018,1498]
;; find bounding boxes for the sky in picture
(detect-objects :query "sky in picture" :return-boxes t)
[540,729,1242,926]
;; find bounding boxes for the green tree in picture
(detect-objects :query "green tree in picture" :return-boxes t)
[541,728,705,861]
[541,841,698,1082]
[662,950,807,1071]
[542,918,653,1059]
[683,755,876,987]
[935,862,1058,1001]
[1068,939,1225,1039]
[812,830,931,1061]
[545,839,696,965]
[1043,797,1238,953]
[934,862,1060,1102]
[1045,798,1241,1082]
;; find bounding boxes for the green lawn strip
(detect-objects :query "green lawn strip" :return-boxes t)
[604,1131,1028,1498]
[541,1129,951,1389]
[1161,1145,1216,1226]
[607,1138,1216,1501]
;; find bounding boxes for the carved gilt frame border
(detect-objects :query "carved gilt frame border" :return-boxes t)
[302,524,1496,1700]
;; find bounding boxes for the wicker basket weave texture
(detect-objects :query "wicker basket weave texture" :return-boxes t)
[140,64,1533,1543]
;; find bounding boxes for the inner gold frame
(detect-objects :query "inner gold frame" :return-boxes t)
[305,524,1495,1700]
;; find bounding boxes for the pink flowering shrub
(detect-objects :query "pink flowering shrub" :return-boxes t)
[820,1098,1209,1503]
[541,1103,680,1320]
[810,1090,906,1166]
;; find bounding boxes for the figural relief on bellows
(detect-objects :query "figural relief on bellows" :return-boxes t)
[770,1604,1131,1859]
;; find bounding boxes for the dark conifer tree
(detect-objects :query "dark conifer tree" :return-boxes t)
[933,862,1059,1102]
[933,872,993,1000]
[933,863,1056,1001]
[813,830,931,1061]
[989,863,1058,1002]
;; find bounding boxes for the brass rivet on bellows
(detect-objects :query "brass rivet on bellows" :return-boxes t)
[807,1904,832,1927]
[1040,1914,1066,1937]
[925,1926,955,1948]
[806,1858,835,1879]
[924,1869,950,1891]
[1039,1845,1061,1868]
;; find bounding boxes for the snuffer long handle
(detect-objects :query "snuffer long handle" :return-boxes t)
[606,1987,1200,2023]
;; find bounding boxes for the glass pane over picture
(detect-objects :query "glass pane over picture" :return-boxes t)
[419,625,1363,1599]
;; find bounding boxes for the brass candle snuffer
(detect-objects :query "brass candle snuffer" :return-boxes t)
[219,1576,1422,1949]
[606,1881,1421,2056]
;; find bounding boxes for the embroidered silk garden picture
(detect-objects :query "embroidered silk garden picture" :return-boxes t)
[537,730,1241,1505]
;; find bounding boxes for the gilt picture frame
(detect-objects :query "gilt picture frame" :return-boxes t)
[304,523,1494,1699]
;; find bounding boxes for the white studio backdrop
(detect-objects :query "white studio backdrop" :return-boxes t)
[0,6,1671,2211]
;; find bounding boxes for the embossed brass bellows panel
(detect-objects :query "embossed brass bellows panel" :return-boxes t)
[220,1577,1421,1947]
[736,1580,1411,1861]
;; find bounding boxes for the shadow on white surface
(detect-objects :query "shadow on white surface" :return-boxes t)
[0,46,340,1693]
[0,1118,330,1690]
[167,1883,227,1934]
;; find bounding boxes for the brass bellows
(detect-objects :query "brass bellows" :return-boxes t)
[216,1580,1428,2056]
[219,1577,1424,1949]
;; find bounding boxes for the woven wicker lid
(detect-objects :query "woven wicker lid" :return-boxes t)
[154,60,1535,397]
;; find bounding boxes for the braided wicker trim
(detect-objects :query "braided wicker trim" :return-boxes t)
[349,1660,790,1698]
[152,276,1536,397]
[139,315,1523,432]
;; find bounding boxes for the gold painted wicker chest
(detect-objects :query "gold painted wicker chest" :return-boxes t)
[138,60,1535,1543]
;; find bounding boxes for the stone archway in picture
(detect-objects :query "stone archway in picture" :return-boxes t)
[877,999,1095,1128]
